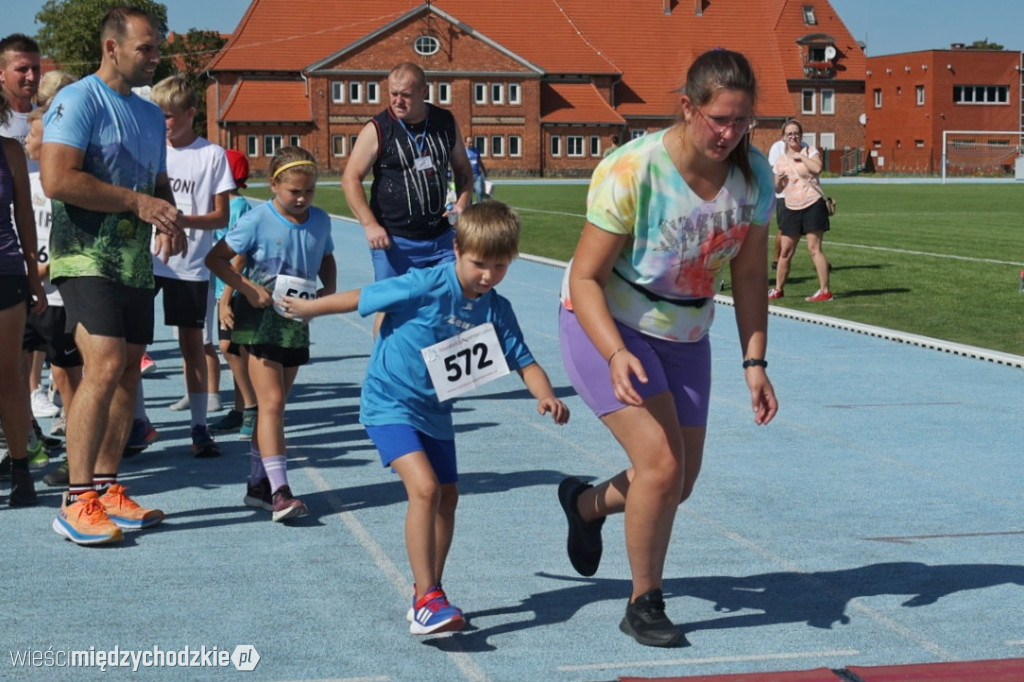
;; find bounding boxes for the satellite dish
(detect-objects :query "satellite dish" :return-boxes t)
[858,113,867,125]
[824,46,837,60]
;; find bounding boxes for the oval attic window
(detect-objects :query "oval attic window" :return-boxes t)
[414,35,440,56]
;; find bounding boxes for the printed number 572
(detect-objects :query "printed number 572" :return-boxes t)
[443,343,493,382]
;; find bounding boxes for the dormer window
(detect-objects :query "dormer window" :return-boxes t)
[414,35,440,56]
[803,5,817,25]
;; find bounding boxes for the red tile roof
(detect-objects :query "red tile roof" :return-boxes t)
[221,79,311,122]
[541,83,625,124]
[212,0,865,120]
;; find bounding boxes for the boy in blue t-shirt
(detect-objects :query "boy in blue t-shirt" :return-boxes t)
[282,200,569,637]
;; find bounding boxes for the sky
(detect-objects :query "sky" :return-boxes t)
[3,0,1023,57]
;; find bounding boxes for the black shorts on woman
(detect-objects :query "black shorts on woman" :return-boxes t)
[779,196,830,238]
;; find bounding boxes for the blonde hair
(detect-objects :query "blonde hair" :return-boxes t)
[269,146,318,183]
[151,74,197,111]
[35,70,76,109]
[455,200,520,260]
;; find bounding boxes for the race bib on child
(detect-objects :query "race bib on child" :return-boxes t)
[273,274,317,318]
[420,323,510,402]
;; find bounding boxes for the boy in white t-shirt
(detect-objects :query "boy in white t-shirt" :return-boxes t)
[134,75,235,458]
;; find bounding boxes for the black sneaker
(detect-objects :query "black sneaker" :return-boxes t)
[43,460,70,487]
[191,425,221,459]
[9,467,39,507]
[557,477,605,577]
[619,589,685,647]
[210,409,243,433]
[32,418,62,450]
[243,478,273,511]
[0,453,10,480]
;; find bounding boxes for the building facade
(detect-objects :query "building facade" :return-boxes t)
[207,0,867,176]
[864,48,1023,175]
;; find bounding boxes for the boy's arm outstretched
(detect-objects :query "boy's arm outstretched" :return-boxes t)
[517,362,570,425]
[282,288,361,320]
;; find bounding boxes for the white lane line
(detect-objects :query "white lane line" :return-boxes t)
[824,240,1023,267]
[305,468,492,682]
[557,649,859,672]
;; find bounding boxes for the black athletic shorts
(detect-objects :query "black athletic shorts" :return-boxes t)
[0,274,30,311]
[779,197,831,238]
[57,276,155,345]
[245,343,309,368]
[155,276,209,328]
[23,305,82,368]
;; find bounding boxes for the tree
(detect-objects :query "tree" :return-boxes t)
[35,0,169,78]
[969,38,1005,50]
[162,29,228,136]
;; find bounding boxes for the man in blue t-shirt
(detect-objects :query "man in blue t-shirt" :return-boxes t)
[42,6,185,545]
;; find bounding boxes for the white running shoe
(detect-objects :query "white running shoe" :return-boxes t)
[31,387,60,418]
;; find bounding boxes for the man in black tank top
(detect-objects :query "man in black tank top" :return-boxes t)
[342,62,473,285]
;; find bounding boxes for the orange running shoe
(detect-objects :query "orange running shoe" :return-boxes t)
[52,491,124,545]
[98,484,165,530]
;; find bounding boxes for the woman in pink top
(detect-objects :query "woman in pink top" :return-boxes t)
[769,119,832,302]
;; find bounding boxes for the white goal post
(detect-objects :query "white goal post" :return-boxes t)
[941,130,1024,183]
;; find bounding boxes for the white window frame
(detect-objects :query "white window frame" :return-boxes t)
[414,35,440,56]
[874,88,883,108]
[263,135,283,156]
[819,132,835,150]
[629,129,645,140]
[348,81,362,104]
[916,85,925,105]
[803,132,817,150]
[490,83,503,105]
[473,135,487,156]
[288,135,301,147]
[331,81,344,103]
[508,83,521,105]
[589,135,601,156]
[491,135,504,157]
[366,81,379,104]
[801,88,816,114]
[566,135,584,157]
[246,135,259,157]
[508,134,522,157]
[332,135,346,157]
[953,84,1009,104]
[820,88,835,115]
[550,135,561,157]
[474,83,487,104]
[437,82,451,105]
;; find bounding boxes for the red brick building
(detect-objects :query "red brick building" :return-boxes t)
[864,48,1023,175]
[206,0,867,176]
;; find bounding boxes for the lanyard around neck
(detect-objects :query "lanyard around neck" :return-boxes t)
[396,108,430,156]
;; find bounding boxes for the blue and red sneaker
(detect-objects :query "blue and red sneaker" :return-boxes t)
[409,585,465,636]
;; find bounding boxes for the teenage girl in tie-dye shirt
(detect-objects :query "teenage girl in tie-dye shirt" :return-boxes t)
[555,48,778,648]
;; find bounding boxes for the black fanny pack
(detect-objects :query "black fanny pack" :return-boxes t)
[612,269,711,308]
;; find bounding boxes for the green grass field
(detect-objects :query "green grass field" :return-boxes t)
[244,181,1024,355]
